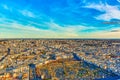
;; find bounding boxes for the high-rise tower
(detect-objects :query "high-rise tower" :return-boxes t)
[28,64,37,80]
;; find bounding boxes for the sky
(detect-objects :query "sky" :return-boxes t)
[0,0,120,38]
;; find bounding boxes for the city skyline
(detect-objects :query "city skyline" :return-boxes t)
[0,0,120,38]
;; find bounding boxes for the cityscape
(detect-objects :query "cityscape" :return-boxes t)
[0,39,120,80]
[0,0,120,80]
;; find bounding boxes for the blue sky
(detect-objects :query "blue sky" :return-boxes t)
[0,0,120,38]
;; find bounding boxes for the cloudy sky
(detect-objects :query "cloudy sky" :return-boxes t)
[0,0,120,38]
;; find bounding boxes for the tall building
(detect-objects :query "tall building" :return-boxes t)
[28,64,37,80]
[7,48,10,55]
[28,64,42,80]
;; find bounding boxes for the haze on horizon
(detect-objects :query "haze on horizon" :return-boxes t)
[0,0,120,38]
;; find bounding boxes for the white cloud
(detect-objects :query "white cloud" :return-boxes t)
[1,4,36,18]
[46,21,94,31]
[110,27,120,32]
[0,18,96,38]
[2,4,9,10]
[45,22,80,37]
[45,21,96,37]
[11,23,41,31]
[0,22,41,31]
[85,3,120,21]
[1,4,13,12]
[117,0,120,3]
[20,10,35,18]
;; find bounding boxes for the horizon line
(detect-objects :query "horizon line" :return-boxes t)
[0,38,120,40]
